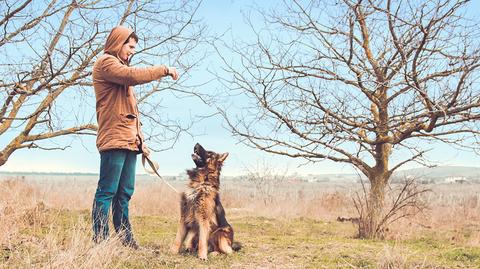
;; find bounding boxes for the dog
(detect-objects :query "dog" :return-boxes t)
[171,143,239,260]
[189,144,241,254]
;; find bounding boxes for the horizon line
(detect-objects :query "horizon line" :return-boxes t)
[1,165,479,177]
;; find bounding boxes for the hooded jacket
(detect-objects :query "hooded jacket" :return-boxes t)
[93,26,169,153]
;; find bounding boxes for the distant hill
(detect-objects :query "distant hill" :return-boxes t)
[300,166,480,183]
[390,166,480,184]
[1,166,480,183]
[393,166,480,178]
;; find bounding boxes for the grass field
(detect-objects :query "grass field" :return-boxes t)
[1,177,479,268]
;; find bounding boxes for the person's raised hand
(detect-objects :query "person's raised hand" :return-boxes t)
[167,66,179,80]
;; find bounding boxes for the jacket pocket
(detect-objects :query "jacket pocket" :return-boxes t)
[118,113,137,143]
[125,113,137,120]
[119,113,137,123]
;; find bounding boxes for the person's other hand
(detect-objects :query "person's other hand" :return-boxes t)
[142,145,151,156]
[167,66,179,80]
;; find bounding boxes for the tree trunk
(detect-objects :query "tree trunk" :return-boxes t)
[358,172,388,239]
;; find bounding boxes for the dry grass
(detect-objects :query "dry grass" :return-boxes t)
[0,176,479,268]
[0,179,132,268]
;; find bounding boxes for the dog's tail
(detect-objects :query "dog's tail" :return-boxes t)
[232,241,242,251]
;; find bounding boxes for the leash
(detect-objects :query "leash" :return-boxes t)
[142,154,180,194]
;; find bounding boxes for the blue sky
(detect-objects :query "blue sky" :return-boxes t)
[1,0,479,176]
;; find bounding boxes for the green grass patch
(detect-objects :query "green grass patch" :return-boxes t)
[3,210,479,268]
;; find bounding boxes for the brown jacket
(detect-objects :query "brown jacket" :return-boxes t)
[93,26,168,153]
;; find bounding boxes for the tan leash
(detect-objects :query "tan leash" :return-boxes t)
[142,154,180,194]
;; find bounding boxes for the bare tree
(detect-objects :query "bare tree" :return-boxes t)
[217,0,480,238]
[353,176,430,238]
[245,159,288,205]
[0,0,210,166]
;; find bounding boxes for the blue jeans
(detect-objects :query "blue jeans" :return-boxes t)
[92,149,137,244]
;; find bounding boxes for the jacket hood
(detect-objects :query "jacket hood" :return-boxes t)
[104,26,133,57]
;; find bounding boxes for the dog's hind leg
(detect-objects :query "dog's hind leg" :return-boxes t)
[171,220,187,254]
[218,236,233,254]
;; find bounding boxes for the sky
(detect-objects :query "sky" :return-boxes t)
[1,0,480,176]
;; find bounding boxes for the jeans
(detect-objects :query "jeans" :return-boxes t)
[92,149,137,244]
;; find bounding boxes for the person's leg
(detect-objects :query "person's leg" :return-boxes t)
[112,150,137,246]
[92,150,127,242]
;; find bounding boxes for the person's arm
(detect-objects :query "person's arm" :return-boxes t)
[100,56,176,85]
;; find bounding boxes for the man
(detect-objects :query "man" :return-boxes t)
[92,25,178,248]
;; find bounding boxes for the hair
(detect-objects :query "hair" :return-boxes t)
[124,32,138,44]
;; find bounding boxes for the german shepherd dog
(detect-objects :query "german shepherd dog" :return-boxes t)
[171,143,239,260]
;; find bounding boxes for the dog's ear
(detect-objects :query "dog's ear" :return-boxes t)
[194,143,207,161]
[218,152,229,163]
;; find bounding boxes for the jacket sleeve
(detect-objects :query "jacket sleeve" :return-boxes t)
[100,56,169,86]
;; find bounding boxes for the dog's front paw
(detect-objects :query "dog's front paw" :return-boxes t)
[198,249,208,260]
[170,244,181,254]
